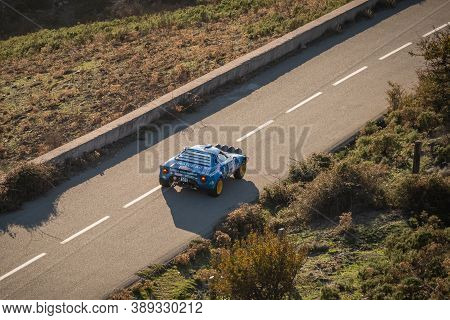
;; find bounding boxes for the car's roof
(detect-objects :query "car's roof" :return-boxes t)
[187,145,220,155]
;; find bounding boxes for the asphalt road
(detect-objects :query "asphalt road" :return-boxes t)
[0,0,449,299]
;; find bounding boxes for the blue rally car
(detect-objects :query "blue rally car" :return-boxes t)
[159,144,247,197]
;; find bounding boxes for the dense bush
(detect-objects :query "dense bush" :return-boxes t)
[385,82,443,134]
[387,173,450,225]
[348,125,420,169]
[288,153,334,183]
[431,136,450,167]
[320,286,341,300]
[216,204,266,241]
[213,230,232,248]
[386,30,449,132]
[172,238,211,267]
[413,30,449,127]
[0,162,59,213]
[211,231,306,299]
[284,161,387,224]
[359,217,449,299]
[259,180,300,212]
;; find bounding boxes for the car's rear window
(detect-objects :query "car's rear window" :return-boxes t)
[176,149,213,167]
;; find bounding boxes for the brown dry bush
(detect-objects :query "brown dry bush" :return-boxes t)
[0,162,60,213]
[259,180,300,213]
[193,268,217,288]
[288,153,334,183]
[109,288,135,300]
[213,230,231,248]
[211,231,306,299]
[173,238,211,267]
[333,212,354,236]
[283,161,387,225]
[216,204,266,241]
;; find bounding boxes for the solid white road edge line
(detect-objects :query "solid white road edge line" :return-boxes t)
[422,23,448,37]
[236,120,275,142]
[0,253,47,282]
[332,66,368,86]
[378,42,412,60]
[123,185,162,209]
[285,92,323,114]
[60,216,110,244]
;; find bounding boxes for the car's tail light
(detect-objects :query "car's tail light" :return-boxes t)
[200,176,207,183]
[162,167,169,174]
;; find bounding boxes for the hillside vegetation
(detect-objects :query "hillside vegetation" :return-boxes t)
[0,0,351,174]
[0,1,200,40]
[110,31,449,300]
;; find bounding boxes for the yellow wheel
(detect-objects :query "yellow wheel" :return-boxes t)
[216,179,223,194]
[209,178,224,197]
[234,163,246,179]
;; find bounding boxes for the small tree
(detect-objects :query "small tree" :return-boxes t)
[211,231,306,299]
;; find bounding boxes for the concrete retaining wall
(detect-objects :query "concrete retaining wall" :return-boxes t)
[32,0,380,164]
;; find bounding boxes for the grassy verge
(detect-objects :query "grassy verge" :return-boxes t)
[109,30,449,300]
[0,1,202,40]
[0,0,355,174]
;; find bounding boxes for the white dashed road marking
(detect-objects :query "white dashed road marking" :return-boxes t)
[236,120,274,142]
[123,186,162,209]
[332,66,368,86]
[285,92,323,114]
[422,23,448,37]
[0,253,47,282]
[60,216,110,244]
[379,42,412,60]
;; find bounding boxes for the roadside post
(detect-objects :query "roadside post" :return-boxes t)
[412,141,422,174]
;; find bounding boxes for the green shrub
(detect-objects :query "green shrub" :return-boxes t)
[386,31,450,132]
[137,264,167,280]
[348,125,420,169]
[320,286,341,300]
[359,217,449,299]
[359,120,383,136]
[432,136,450,166]
[217,204,266,240]
[413,30,449,124]
[385,82,443,134]
[211,231,306,299]
[387,173,450,225]
[0,162,59,213]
